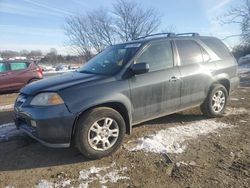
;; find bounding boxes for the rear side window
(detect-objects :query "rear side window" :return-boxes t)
[175,40,203,65]
[201,38,231,59]
[136,40,173,72]
[0,63,7,72]
[10,62,28,70]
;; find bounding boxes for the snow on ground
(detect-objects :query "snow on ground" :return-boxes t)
[37,163,129,188]
[36,179,71,188]
[43,69,74,75]
[0,104,14,111]
[0,122,21,141]
[125,120,234,154]
[225,107,249,116]
[78,164,129,188]
[230,97,239,101]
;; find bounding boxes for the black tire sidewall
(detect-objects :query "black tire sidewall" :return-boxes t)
[208,85,228,116]
[76,107,126,159]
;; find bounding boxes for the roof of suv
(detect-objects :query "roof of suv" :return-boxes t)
[122,32,219,44]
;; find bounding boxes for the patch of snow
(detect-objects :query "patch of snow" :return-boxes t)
[239,120,247,123]
[125,120,234,154]
[44,69,74,74]
[0,123,21,141]
[36,180,54,188]
[0,104,14,111]
[230,97,239,101]
[36,163,129,188]
[78,163,129,188]
[36,179,71,188]
[225,107,249,116]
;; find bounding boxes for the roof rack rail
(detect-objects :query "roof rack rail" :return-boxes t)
[177,33,200,37]
[135,32,176,40]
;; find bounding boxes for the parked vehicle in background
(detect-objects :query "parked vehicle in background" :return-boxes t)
[0,60,43,93]
[14,33,239,159]
[238,54,250,65]
[55,64,68,71]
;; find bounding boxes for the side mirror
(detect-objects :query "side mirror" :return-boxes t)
[131,62,149,75]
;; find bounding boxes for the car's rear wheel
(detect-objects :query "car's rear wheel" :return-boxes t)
[75,107,126,159]
[201,84,228,117]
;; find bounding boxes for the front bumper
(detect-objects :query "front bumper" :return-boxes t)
[14,103,76,148]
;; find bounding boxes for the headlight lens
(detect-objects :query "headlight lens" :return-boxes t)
[30,92,64,106]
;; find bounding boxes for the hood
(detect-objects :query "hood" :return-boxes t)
[21,71,109,95]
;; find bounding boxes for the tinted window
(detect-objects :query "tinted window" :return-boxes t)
[79,43,140,75]
[10,62,28,70]
[176,40,203,65]
[201,38,231,59]
[0,63,7,72]
[136,41,173,72]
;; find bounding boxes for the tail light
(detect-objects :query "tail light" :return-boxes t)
[36,66,43,75]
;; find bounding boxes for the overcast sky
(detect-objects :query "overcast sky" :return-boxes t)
[0,0,242,55]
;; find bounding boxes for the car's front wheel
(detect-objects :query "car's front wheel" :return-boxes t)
[201,84,228,117]
[75,107,126,159]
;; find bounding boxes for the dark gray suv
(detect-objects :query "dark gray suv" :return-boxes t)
[14,33,239,159]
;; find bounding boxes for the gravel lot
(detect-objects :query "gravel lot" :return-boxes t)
[0,70,249,188]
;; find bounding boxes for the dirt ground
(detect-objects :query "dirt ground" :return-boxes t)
[0,72,249,188]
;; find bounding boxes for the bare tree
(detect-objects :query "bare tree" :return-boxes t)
[64,8,115,60]
[64,15,92,60]
[64,0,162,57]
[113,0,161,41]
[87,9,117,51]
[219,0,250,43]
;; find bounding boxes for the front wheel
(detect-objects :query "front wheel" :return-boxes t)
[201,84,228,117]
[75,107,126,159]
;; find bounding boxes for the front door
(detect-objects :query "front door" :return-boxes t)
[129,40,181,123]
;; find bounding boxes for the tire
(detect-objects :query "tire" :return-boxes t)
[201,84,228,117]
[75,107,126,159]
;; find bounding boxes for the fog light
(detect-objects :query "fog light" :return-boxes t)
[30,120,37,127]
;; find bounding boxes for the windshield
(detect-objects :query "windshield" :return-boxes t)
[79,43,141,75]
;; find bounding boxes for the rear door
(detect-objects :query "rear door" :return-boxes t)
[129,40,181,123]
[0,62,12,91]
[8,61,30,89]
[174,39,215,108]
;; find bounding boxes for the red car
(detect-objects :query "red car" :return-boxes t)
[0,60,43,93]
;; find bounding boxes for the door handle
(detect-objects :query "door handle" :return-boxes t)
[169,76,179,82]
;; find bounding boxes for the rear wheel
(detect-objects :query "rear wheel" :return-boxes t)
[75,107,126,159]
[201,84,228,117]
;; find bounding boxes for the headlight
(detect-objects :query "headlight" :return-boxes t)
[30,92,64,106]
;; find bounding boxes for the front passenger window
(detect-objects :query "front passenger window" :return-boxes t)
[136,41,173,72]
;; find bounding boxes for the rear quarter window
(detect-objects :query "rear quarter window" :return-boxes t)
[10,62,28,70]
[201,38,232,59]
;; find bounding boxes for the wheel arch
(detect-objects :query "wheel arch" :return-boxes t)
[71,101,132,144]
